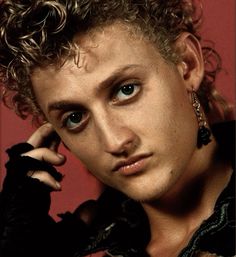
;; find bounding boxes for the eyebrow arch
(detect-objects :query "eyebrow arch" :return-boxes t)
[96,64,144,92]
[47,64,144,113]
[48,102,84,113]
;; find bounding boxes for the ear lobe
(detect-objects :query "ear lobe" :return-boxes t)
[175,33,204,92]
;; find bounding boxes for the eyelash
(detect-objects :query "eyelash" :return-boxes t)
[111,80,142,104]
[61,111,88,131]
[60,80,142,131]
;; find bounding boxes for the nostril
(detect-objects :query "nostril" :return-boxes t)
[105,136,140,157]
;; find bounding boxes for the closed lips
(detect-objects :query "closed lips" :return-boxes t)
[112,153,152,172]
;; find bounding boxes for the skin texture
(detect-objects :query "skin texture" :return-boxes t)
[24,23,233,256]
[30,23,210,202]
[24,123,65,190]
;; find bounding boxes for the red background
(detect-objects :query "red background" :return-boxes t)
[0,0,235,221]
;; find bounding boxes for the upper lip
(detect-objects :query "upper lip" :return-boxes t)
[112,153,152,172]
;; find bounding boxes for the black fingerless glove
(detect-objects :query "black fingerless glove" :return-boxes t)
[4,142,63,190]
[0,142,62,257]
[1,141,64,217]
[6,142,34,158]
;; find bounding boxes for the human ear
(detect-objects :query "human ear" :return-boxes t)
[175,33,204,92]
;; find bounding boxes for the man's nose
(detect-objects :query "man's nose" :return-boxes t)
[94,114,139,156]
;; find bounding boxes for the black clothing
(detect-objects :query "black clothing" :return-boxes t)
[0,121,235,257]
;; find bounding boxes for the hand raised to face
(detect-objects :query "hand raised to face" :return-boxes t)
[21,123,66,191]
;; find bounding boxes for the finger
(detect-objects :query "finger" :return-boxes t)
[27,170,61,191]
[27,123,54,148]
[22,148,66,166]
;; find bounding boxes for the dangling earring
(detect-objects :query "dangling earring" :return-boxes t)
[192,90,212,148]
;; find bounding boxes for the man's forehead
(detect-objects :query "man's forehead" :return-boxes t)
[32,23,155,78]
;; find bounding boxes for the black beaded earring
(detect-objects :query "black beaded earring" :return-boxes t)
[192,90,212,148]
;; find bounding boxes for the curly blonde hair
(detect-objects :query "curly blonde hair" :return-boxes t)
[0,0,232,123]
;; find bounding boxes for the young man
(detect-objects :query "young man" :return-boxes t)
[0,1,234,257]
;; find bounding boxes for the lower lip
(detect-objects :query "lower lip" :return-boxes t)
[117,157,150,176]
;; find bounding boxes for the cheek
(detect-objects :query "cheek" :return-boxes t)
[140,87,196,152]
[137,90,187,133]
[59,133,103,169]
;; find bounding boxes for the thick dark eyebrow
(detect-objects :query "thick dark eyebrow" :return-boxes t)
[96,64,144,92]
[47,64,144,113]
[48,102,84,113]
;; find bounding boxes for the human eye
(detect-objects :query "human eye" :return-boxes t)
[112,81,141,104]
[61,111,88,131]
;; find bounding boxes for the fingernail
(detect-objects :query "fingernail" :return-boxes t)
[57,153,64,159]
[55,182,61,190]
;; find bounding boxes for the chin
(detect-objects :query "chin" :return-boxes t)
[119,183,167,203]
[108,166,181,202]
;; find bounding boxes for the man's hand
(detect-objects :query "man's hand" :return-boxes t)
[21,123,66,191]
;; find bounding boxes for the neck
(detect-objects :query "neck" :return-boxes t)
[142,140,233,257]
